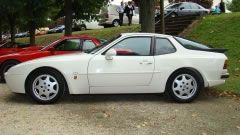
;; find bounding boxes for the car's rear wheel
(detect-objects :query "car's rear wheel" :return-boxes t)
[0,60,20,83]
[112,19,120,27]
[166,69,203,103]
[26,68,66,104]
[170,12,177,18]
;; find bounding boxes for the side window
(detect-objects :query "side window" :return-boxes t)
[111,37,151,56]
[179,3,191,9]
[191,3,201,9]
[155,38,176,55]
[82,40,96,52]
[55,39,80,51]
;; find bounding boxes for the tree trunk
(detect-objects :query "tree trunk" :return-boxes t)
[160,0,165,34]
[0,20,2,41]
[29,22,36,45]
[140,0,155,33]
[64,0,73,36]
[8,16,16,42]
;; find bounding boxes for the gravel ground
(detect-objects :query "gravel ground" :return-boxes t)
[0,84,239,135]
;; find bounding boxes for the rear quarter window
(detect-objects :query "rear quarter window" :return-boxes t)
[174,37,210,50]
[155,38,176,55]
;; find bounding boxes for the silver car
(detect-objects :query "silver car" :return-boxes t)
[165,2,210,17]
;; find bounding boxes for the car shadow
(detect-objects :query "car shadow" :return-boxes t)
[4,89,216,105]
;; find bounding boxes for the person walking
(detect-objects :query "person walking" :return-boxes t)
[117,2,125,26]
[219,0,226,13]
[124,1,135,26]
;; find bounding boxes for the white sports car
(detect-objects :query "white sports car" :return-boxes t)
[5,33,229,104]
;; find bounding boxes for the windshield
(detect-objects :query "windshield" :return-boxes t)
[174,37,210,50]
[41,39,61,51]
[166,3,181,9]
[90,34,121,54]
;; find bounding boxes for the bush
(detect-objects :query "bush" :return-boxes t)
[168,0,213,9]
[227,0,240,12]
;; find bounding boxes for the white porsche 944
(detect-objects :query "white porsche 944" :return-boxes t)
[5,33,229,104]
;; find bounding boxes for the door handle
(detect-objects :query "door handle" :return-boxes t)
[139,61,153,65]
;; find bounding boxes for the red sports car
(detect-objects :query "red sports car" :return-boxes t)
[0,35,101,81]
[0,41,41,56]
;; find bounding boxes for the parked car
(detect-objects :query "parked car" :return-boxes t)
[98,4,139,27]
[72,19,87,31]
[15,32,29,38]
[0,41,41,56]
[48,25,65,34]
[0,35,101,82]
[165,2,210,17]
[5,33,229,104]
[36,27,50,36]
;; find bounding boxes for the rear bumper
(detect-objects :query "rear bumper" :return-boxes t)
[221,73,230,79]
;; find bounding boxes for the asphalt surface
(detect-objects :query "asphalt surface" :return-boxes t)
[0,84,239,135]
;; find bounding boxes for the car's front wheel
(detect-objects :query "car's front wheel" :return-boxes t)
[166,69,203,103]
[26,68,66,104]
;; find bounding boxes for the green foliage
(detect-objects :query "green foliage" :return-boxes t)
[227,0,240,12]
[185,13,240,93]
[22,0,55,27]
[54,0,107,21]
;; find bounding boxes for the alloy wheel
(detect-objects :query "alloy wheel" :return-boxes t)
[32,74,59,101]
[172,74,197,100]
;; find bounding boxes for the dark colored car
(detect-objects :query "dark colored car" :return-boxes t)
[165,2,209,17]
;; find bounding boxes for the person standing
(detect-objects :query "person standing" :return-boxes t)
[219,0,226,13]
[124,1,135,26]
[117,2,125,26]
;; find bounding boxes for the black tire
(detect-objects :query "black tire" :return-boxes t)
[26,68,66,104]
[80,25,87,31]
[0,60,20,83]
[170,12,177,18]
[112,19,120,27]
[165,69,204,103]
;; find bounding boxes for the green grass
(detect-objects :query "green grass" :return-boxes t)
[185,13,240,94]
[16,25,140,46]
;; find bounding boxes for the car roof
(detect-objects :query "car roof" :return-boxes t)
[60,35,98,40]
[121,33,172,38]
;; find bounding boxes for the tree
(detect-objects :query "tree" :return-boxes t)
[22,0,55,44]
[56,0,106,36]
[140,0,155,32]
[0,0,24,42]
[227,0,240,12]
[160,0,165,34]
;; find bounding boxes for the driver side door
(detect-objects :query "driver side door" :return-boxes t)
[88,36,155,94]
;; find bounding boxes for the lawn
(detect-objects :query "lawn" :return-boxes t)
[16,25,140,46]
[16,13,240,94]
[185,13,240,94]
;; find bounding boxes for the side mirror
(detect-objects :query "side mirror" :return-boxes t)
[105,48,116,60]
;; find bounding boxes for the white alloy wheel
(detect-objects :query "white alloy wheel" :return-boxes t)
[32,74,59,101]
[172,74,197,100]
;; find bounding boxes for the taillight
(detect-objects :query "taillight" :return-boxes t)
[223,60,228,69]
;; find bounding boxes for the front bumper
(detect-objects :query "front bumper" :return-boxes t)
[5,72,26,94]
